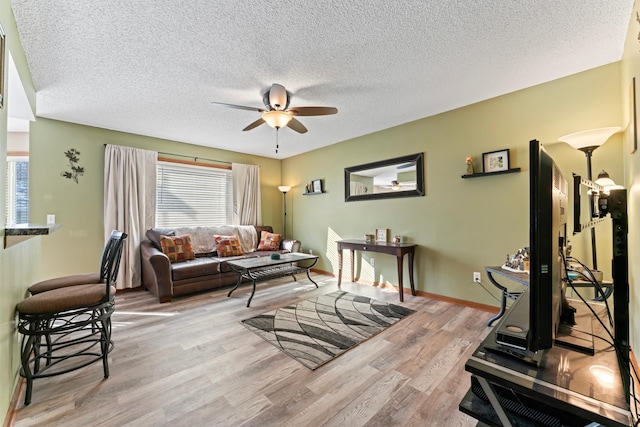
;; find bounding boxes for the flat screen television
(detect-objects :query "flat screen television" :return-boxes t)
[528,139,572,351]
[494,139,574,361]
[478,139,631,419]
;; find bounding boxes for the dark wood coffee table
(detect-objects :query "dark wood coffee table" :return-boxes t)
[226,253,319,306]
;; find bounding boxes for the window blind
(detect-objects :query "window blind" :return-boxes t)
[5,157,29,224]
[156,161,232,227]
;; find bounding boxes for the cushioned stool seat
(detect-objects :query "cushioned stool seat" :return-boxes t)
[17,284,116,314]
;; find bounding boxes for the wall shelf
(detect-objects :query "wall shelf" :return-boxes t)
[461,168,521,179]
[303,191,325,195]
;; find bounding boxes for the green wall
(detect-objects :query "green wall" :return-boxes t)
[0,3,40,422]
[282,63,622,307]
[29,118,283,279]
[621,3,640,362]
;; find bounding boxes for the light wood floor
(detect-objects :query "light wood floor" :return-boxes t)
[11,274,493,427]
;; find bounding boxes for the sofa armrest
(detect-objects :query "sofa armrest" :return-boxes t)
[140,240,173,303]
[281,239,301,253]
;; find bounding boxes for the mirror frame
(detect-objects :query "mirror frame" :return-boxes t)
[344,152,425,202]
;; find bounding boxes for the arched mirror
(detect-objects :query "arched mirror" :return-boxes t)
[344,152,424,202]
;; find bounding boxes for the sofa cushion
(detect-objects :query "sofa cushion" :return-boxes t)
[254,226,274,245]
[146,228,175,250]
[160,235,196,263]
[171,258,221,281]
[214,235,244,257]
[257,231,282,251]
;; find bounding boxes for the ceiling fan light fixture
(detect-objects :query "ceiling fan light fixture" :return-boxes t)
[262,110,292,129]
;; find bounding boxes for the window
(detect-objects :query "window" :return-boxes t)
[5,156,29,224]
[156,161,232,227]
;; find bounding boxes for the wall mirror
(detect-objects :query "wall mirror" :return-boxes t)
[344,152,424,202]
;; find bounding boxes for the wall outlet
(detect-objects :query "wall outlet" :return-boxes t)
[46,214,55,224]
[370,257,375,266]
[473,272,481,283]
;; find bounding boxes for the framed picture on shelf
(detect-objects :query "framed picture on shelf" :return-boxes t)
[482,149,510,173]
[312,179,323,193]
[375,228,388,242]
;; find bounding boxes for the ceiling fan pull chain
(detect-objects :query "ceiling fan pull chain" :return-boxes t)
[276,128,279,154]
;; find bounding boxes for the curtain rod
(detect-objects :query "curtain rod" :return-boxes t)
[157,151,232,165]
[103,144,232,165]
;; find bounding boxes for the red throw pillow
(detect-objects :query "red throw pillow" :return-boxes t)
[257,231,282,251]
[214,235,244,257]
[160,235,195,262]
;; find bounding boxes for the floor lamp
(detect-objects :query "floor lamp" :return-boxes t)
[558,126,620,270]
[278,185,291,239]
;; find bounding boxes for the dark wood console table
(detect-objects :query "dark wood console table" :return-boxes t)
[336,240,416,302]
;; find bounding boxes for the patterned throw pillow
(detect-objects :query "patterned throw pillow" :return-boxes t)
[257,231,282,251]
[160,235,195,262]
[146,228,175,250]
[214,235,244,257]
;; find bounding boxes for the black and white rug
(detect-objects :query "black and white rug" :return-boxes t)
[241,290,415,370]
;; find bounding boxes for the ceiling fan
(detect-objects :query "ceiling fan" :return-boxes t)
[379,180,416,191]
[211,83,338,134]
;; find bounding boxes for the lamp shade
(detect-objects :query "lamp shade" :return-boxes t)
[278,185,291,193]
[558,127,621,150]
[262,110,292,129]
[594,170,624,194]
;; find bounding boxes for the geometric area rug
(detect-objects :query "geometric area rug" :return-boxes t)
[241,290,416,370]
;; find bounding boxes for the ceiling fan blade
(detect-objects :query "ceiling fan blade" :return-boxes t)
[287,106,338,116]
[287,117,308,133]
[242,118,265,131]
[211,101,264,113]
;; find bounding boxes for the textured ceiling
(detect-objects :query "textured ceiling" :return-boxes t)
[10,1,634,159]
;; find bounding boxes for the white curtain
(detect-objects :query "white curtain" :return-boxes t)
[104,145,157,289]
[350,181,366,196]
[232,163,262,225]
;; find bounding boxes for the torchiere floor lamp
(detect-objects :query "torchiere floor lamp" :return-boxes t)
[558,126,620,270]
[278,185,291,239]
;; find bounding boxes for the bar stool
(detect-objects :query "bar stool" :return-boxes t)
[15,231,127,405]
[28,230,124,295]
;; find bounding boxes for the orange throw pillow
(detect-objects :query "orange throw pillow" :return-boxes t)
[160,235,195,263]
[257,231,282,251]
[214,235,244,257]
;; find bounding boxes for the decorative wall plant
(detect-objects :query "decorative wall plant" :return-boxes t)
[60,148,84,183]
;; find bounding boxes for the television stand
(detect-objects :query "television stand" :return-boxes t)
[460,299,631,426]
[555,317,594,355]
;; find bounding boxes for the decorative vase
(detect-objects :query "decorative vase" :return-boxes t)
[466,161,474,174]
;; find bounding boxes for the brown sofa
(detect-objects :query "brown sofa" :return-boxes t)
[140,225,300,302]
